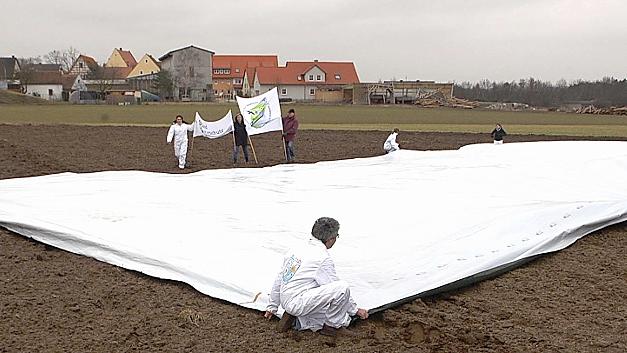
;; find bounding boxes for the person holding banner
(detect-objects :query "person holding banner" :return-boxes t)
[282,109,299,162]
[166,115,194,169]
[232,113,249,164]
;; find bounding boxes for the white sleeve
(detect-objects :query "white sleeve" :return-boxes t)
[166,125,175,143]
[266,259,285,313]
[186,123,194,132]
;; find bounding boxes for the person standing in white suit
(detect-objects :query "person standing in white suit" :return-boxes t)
[383,128,400,153]
[166,115,194,169]
[264,217,369,337]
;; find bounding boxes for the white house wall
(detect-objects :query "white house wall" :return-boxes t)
[304,66,325,83]
[259,84,319,100]
[26,84,63,101]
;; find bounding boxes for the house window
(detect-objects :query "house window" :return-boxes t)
[281,88,287,95]
[189,67,195,77]
[309,88,315,95]
[316,75,321,81]
[145,59,148,63]
[48,89,53,96]
[297,75,302,81]
[308,74,313,80]
[140,70,143,75]
[235,68,240,73]
[79,62,84,69]
[335,74,341,80]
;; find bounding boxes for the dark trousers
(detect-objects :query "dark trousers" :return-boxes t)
[233,145,249,163]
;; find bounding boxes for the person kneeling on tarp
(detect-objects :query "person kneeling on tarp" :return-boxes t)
[264,217,369,336]
[383,128,400,153]
[166,115,194,169]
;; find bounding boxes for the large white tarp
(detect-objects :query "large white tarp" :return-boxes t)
[1,141,626,312]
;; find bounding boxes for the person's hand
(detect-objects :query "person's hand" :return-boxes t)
[264,311,275,320]
[356,308,369,320]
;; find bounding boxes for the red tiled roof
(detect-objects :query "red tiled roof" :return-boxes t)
[117,49,137,67]
[60,74,79,90]
[255,61,360,85]
[102,67,134,79]
[29,71,63,85]
[79,55,98,68]
[213,55,278,78]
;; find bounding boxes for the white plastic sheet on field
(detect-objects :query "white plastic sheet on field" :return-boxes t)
[1,141,626,313]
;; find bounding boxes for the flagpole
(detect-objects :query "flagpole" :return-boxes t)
[281,126,288,162]
[248,135,258,164]
[189,134,195,167]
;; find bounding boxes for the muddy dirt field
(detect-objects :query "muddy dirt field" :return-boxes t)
[1,124,625,353]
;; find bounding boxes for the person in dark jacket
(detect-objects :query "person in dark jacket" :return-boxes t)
[282,109,299,162]
[232,113,249,163]
[491,123,507,144]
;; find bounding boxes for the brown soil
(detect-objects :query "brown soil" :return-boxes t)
[1,124,625,353]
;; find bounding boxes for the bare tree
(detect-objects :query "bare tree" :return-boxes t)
[44,47,80,73]
[17,57,43,94]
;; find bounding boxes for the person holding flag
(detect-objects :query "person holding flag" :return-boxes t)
[232,113,249,164]
[282,109,299,163]
[166,115,194,169]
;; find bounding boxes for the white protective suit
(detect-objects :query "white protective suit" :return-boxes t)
[383,132,399,153]
[166,123,194,169]
[266,237,358,331]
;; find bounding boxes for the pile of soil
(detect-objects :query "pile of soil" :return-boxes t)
[1,124,625,352]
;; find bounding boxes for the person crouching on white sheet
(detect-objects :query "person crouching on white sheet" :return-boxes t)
[383,128,400,153]
[264,217,369,337]
[166,115,194,169]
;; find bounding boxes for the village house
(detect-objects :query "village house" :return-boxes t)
[0,56,21,90]
[127,54,160,93]
[159,45,214,101]
[212,55,278,99]
[61,74,86,102]
[24,71,64,101]
[68,55,99,79]
[251,60,360,102]
[104,48,137,68]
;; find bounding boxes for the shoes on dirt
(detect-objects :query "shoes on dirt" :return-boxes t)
[319,323,338,337]
[276,312,296,333]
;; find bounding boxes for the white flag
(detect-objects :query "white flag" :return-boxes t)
[236,87,283,136]
[193,111,234,139]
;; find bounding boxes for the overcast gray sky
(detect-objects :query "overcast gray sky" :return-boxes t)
[4,0,626,83]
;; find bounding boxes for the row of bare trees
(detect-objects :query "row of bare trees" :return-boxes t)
[454,77,627,108]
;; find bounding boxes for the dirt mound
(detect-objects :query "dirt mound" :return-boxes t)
[0,124,625,352]
[0,90,49,104]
